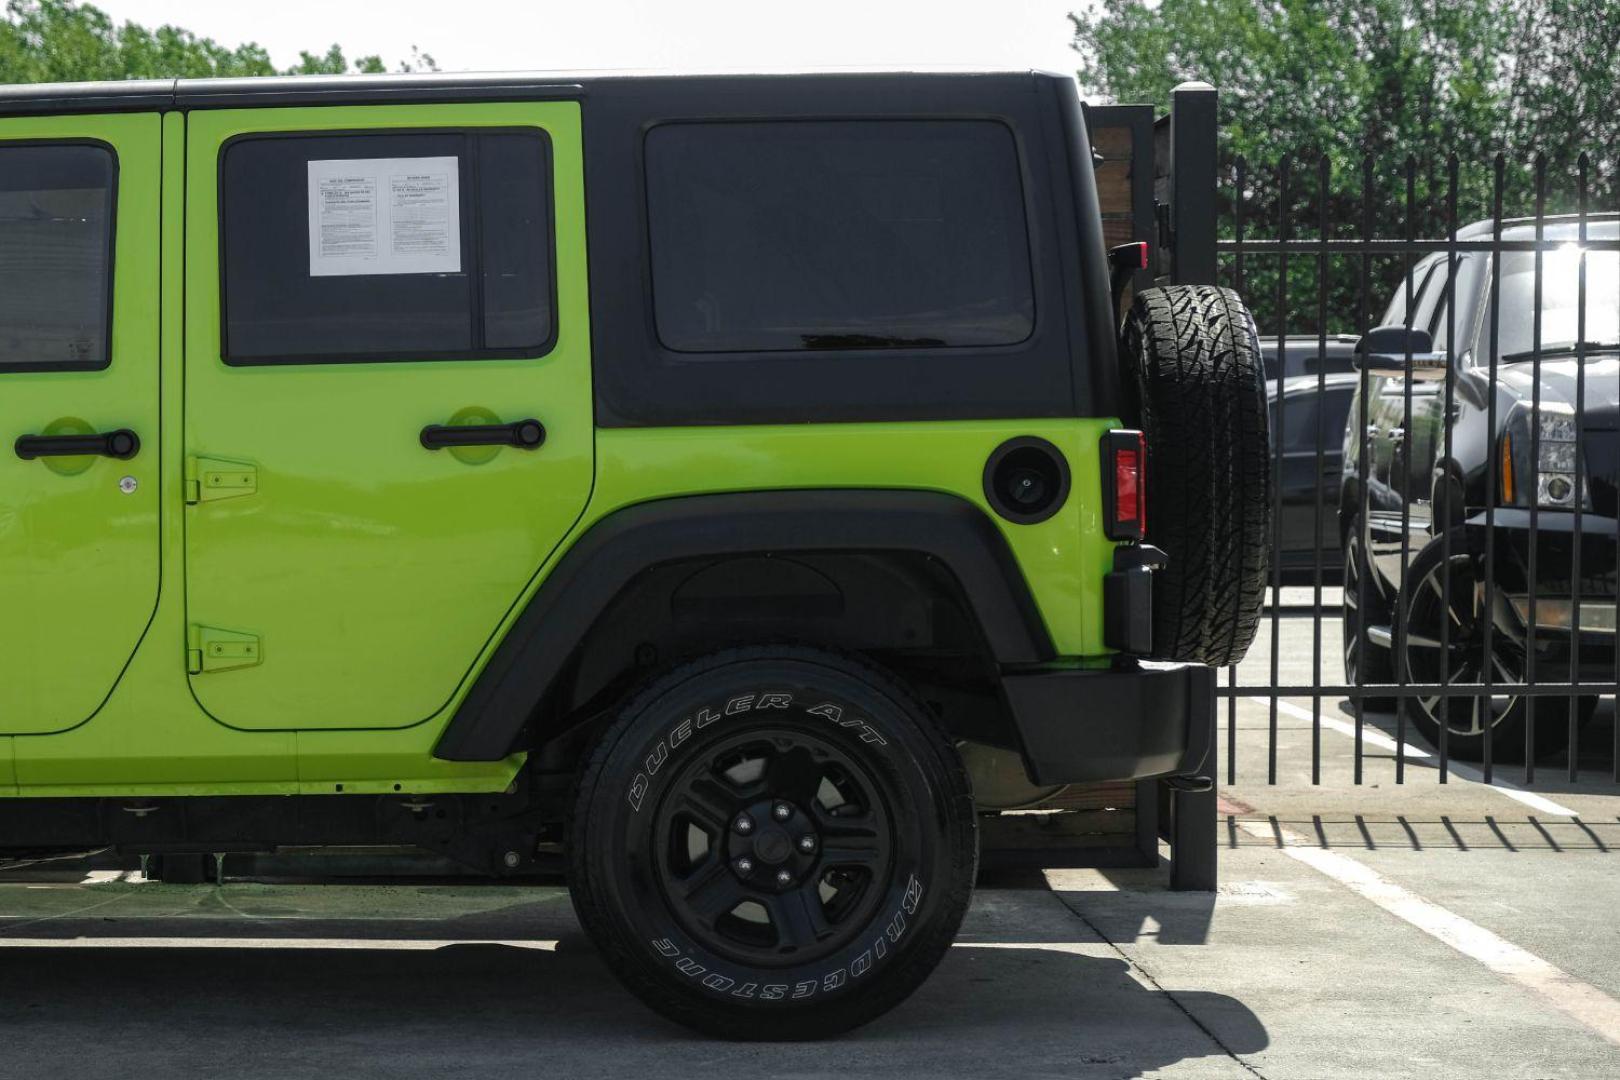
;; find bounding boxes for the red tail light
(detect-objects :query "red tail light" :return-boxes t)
[1101,429,1147,540]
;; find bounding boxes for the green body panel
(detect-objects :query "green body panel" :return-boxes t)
[8,114,296,796]
[182,103,595,734]
[583,421,1119,657]
[0,104,1117,799]
[0,113,162,738]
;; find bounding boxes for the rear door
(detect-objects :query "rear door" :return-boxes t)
[182,103,592,731]
[0,115,161,734]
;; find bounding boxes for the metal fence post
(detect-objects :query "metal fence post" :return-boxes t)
[1167,81,1219,286]
[1163,80,1220,891]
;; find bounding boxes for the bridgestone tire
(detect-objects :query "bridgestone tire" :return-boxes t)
[568,647,977,1040]
[1121,285,1271,667]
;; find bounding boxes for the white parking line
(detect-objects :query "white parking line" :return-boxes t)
[1235,816,1620,1048]
[1250,695,1431,759]
[0,936,561,950]
[1249,696,1579,817]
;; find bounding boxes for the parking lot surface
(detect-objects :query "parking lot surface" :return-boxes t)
[2,611,1616,1078]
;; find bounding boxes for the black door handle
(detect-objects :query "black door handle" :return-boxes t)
[420,418,545,451]
[15,428,140,460]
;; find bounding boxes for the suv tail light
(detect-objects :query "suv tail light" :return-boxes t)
[1101,429,1147,541]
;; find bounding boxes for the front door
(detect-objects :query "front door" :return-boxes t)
[182,103,593,730]
[0,115,162,735]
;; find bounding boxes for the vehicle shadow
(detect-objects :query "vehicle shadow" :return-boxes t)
[0,889,1266,1079]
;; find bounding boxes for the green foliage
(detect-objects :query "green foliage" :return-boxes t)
[1073,0,1619,332]
[0,0,438,83]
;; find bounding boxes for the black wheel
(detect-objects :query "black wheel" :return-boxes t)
[1340,517,1397,711]
[1121,285,1271,666]
[568,647,976,1040]
[1397,543,1598,762]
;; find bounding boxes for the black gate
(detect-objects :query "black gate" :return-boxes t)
[1092,84,1619,795]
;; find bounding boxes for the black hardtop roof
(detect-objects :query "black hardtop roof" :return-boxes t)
[0,68,1070,118]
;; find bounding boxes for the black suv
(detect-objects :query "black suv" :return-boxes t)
[1341,215,1618,759]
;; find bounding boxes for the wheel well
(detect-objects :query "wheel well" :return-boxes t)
[524,551,1019,770]
[434,490,1054,763]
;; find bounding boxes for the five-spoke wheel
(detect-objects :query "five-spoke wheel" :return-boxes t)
[654,733,893,966]
[1398,543,1596,761]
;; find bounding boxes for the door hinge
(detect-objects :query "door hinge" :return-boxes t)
[184,456,257,505]
[187,626,262,675]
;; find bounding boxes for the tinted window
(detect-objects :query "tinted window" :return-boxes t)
[1431,255,1482,352]
[1272,395,1319,451]
[1381,260,1440,329]
[645,120,1034,353]
[1410,260,1449,335]
[1321,384,1355,442]
[1271,384,1355,453]
[0,144,114,371]
[221,130,552,364]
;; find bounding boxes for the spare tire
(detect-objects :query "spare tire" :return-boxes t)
[1120,285,1270,666]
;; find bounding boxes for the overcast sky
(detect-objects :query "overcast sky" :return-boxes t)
[89,1,1086,79]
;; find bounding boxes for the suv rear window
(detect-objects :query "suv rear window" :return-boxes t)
[0,143,114,372]
[221,129,553,365]
[644,120,1035,354]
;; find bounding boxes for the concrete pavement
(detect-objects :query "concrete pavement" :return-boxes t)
[1,607,1617,1077]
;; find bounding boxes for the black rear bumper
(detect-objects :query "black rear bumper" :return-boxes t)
[1000,662,1216,786]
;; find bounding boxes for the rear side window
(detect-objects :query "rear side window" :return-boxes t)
[221,129,553,365]
[0,143,114,372]
[645,120,1035,354]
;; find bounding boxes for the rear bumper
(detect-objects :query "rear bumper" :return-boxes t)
[1000,662,1216,786]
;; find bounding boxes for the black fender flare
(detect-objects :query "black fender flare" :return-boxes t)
[433,490,1057,761]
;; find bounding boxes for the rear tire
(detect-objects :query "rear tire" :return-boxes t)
[567,647,976,1039]
[1121,285,1272,666]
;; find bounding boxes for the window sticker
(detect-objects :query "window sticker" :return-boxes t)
[307,156,461,277]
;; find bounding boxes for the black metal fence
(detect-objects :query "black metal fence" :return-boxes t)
[1106,84,1620,794]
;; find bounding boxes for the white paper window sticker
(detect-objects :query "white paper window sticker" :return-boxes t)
[307,156,461,277]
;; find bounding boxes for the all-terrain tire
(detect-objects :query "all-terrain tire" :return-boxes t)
[567,647,977,1039]
[1121,285,1271,666]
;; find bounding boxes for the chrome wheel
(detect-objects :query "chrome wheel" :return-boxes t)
[1341,519,1396,702]
[1400,551,1519,738]
[1342,529,1365,683]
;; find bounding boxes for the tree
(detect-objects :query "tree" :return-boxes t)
[0,0,437,83]
[1506,0,1620,199]
[1072,0,1617,332]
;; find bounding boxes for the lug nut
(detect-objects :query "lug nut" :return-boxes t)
[735,856,754,875]
[734,814,754,835]
[772,802,792,821]
[798,835,817,853]
[775,869,793,886]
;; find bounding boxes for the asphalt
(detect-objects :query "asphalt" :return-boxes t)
[0,608,1616,1078]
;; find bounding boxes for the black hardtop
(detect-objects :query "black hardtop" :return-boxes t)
[0,68,1069,117]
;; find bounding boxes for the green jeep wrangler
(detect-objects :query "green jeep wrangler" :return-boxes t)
[0,70,1268,1038]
